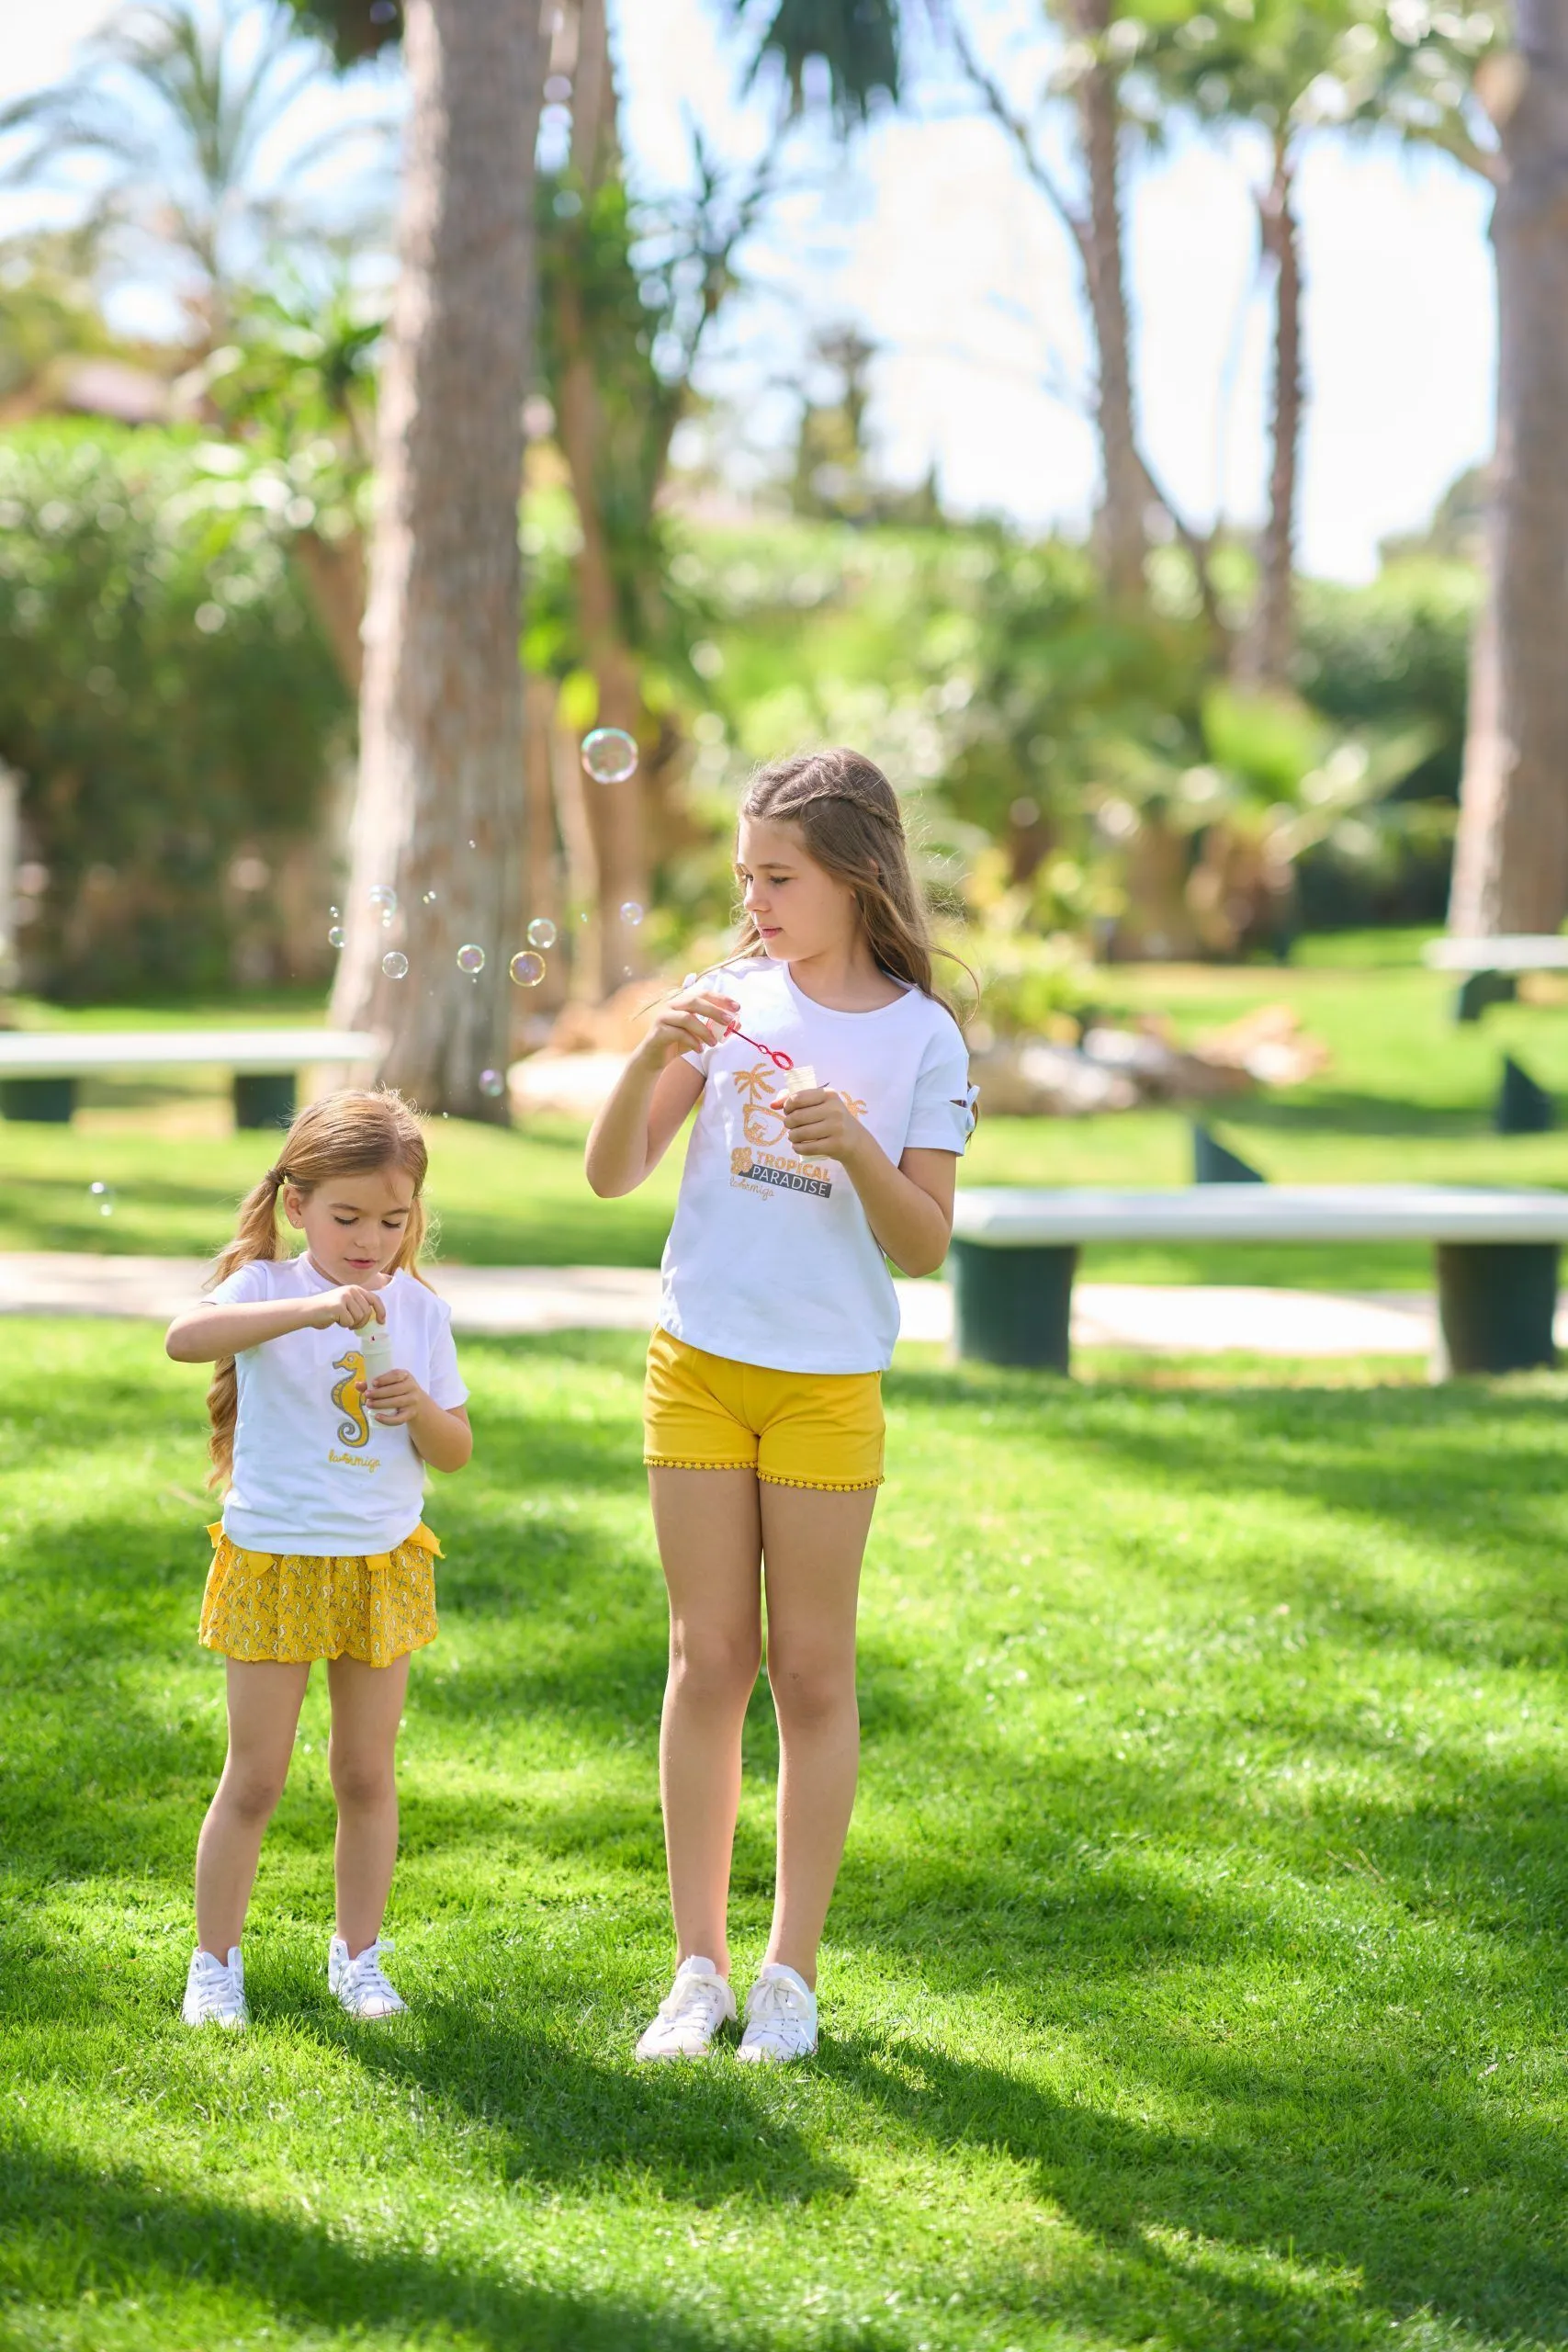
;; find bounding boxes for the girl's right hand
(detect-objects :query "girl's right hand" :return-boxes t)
[635,989,740,1073]
[307,1285,387,1332]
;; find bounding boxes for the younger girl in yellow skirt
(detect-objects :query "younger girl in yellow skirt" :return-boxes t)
[165,1089,471,2030]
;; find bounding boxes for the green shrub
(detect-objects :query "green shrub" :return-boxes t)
[0,420,349,1000]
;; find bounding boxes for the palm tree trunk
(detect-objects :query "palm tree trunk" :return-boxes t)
[1070,0,1145,601]
[551,0,649,994]
[330,0,545,1115]
[1450,0,1568,934]
[1238,134,1302,689]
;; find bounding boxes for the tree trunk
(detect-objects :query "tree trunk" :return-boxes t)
[1070,0,1146,601]
[1450,0,1568,935]
[1238,134,1302,690]
[330,0,545,1116]
[551,0,649,994]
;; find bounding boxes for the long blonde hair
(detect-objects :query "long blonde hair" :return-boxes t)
[734,748,969,1019]
[205,1088,430,1488]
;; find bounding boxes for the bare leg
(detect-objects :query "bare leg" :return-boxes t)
[759,1481,877,1989]
[647,1467,763,1977]
[326,1651,411,1957]
[195,1659,310,1958]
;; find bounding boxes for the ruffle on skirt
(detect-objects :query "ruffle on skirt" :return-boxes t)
[199,1521,441,1668]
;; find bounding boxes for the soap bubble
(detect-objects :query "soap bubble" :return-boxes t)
[479,1068,506,1099]
[88,1180,116,1218]
[526,917,557,950]
[422,889,438,905]
[581,727,638,785]
[330,903,341,918]
[381,950,409,979]
[619,900,643,927]
[457,944,486,976]
[368,884,398,925]
[509,950,546,988]
[328,924,345,949]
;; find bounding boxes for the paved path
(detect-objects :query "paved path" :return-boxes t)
[0,1250,1507,1356]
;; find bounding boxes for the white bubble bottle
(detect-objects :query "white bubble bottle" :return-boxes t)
[357,1317,395,1390]
[781,1063,818,1095]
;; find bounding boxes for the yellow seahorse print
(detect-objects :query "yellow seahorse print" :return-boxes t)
[331,1349,371,1448]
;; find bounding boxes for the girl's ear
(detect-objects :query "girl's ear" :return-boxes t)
[281,1184,308,1233]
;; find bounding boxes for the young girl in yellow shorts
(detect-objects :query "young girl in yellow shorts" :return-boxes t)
[165,1089,471,2030]
[587,748,976,2063]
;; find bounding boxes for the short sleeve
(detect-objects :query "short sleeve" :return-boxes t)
[423,1297,468,1409]
[207,1259,276,1307]
[903,1013,977,1153]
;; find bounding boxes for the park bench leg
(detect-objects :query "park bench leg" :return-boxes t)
[949,1240,1077,1373]
[0,1077,76,1124]
[1455,970,1517,1023]
[232,1072,297,1131]
[1433,1242,1559,1374]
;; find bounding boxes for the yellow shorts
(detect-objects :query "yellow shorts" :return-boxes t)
[199,1521,441,1668]
[644,1327,885,1493]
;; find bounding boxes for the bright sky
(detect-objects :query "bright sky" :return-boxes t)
[1,0,1497,583]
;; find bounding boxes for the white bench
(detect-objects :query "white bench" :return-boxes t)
[948,1184,1568,1376]
[1423,934,1568,1021]
[0,1028,380,1129]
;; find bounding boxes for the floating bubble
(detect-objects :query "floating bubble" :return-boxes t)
[368,884,398,925]
[88,1180,116,1218]
[328,924,345,949]
[479,1068,506,1099]
[381,950,409,979]
[619,900,643,927]
[509,950,546,988]
[526,917,558,950]
[581,727,638,786]
[330,903,341,918]
[422,888,438,905]
[457,944,486,976]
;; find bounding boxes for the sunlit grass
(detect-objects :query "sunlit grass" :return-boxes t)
[4,1323,1568,2348]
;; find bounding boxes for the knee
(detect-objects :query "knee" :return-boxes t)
[219,1759,288,1825]
[669,1622,761,1711]
[767,1647,857,1732]
[329,1747,396,1811]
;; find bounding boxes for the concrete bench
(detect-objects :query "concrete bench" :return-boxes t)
[948,1184,1568,1376]
[1423,934,1568,1022]
[0,1028,380,1129]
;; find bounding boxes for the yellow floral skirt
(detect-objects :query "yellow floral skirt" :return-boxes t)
[199,1521,441,1668]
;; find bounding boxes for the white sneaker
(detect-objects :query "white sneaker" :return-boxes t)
[182,1945,248,2030]
[737,1962,818,2064]
[328,1935,407,2019]
[634,1955,736,2060]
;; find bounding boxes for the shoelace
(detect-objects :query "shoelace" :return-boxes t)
[659,1968,730,2023]
[344,1939,400,2006]
[745,1976,810,2041]
[192,1952,243,2014]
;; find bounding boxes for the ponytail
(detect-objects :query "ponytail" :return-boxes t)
[204,1091,429,1489]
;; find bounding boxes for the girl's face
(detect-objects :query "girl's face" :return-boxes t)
[737,814,858,964]
[285,1163,417,1286]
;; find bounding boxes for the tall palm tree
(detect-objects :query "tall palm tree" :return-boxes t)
[0,0,395,349]
[326,0,546,1117]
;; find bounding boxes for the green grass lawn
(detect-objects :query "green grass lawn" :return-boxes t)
[4,936,1568,1286]
[5,1323,1568,2349]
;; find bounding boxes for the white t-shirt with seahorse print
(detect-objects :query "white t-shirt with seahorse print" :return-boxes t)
[206,1253,468,1555]
[662,956,976,1375]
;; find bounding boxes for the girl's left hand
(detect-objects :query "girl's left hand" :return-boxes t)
[772,1085,863,1165]
[363,1368,424,1427]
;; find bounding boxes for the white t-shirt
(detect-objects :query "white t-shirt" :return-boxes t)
[207,1254,468,1555]
[660,956,976,1374]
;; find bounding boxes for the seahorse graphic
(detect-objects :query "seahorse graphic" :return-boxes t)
[331,1349,371,1448]
[733,1059,787,1148]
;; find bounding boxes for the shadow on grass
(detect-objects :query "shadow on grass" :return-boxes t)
[0,2138,738,2352]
